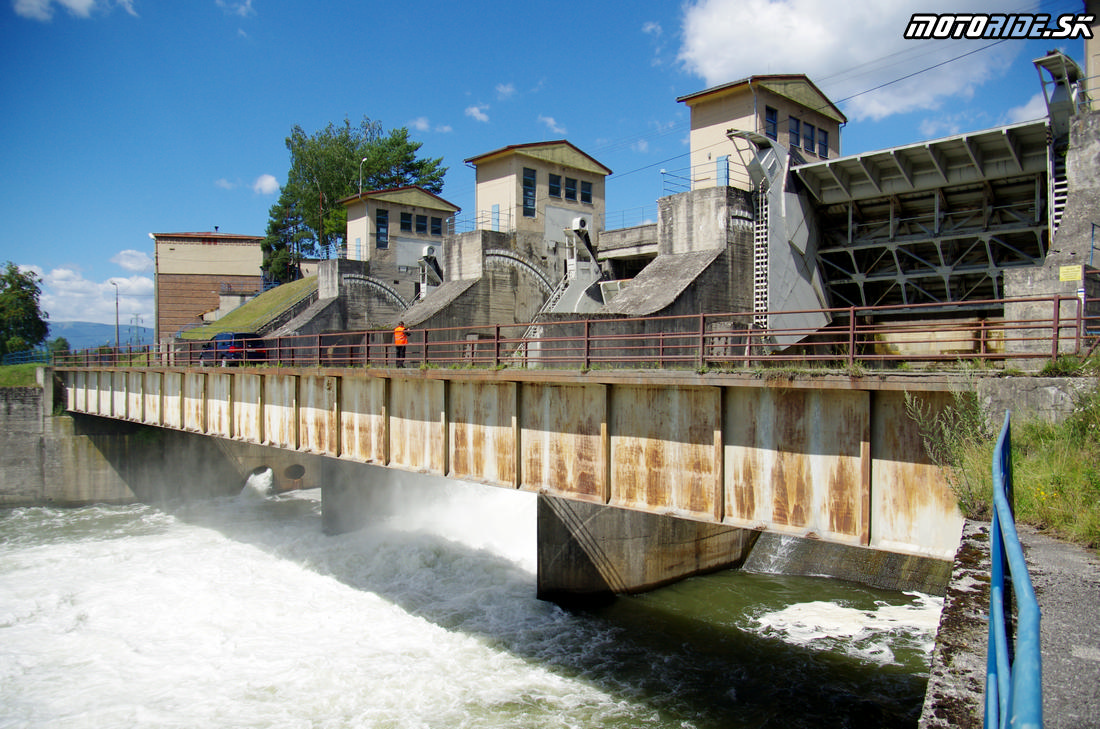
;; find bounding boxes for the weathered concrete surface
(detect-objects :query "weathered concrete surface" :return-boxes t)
[743,531,951,595]
[61,366,971,559]
[918,520,990,729]
[1,371,322,506]
[978,376,1099,426]
[536,494,759,603]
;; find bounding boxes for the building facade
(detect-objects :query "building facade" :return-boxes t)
[464,140,611,242]
[677,74,847,191]
[152,231,263,342]
[341,186,460,304]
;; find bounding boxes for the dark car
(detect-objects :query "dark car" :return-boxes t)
[198,332,267,366]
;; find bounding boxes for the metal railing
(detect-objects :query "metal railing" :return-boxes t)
[985,412,1042,729]
[51,294,1100,371]
[2,349,51,366]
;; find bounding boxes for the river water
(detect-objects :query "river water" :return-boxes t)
[0,472,941,728]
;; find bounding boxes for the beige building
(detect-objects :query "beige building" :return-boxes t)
[464,140,611,242]
[152,231,264,342]
[340,186,460,303]
[677,74,847,191]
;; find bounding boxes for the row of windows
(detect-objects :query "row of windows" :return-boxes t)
[400,212,444,236]
[522,168,593,217]
[374,209,444,249]
[764,106,829,159]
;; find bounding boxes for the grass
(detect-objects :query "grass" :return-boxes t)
[178,276,318,340]
[908,381,1100,550]
[0,363,41,388]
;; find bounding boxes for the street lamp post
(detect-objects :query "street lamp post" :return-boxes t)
[110,281,119,350]
[358,157,369,194]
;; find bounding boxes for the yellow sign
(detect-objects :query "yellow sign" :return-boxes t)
[1060,265,1083,282]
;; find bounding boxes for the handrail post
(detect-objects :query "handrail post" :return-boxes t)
[848,306,857,367]
[697,313,705,369]
[493,325,500,368]
[422,329,429,366]
[583,319,591,370]
[1075,294,1083,356]
[1052,296,1062,361]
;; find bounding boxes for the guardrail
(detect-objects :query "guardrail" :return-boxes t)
[51,294,1099,371]
[2,349,51,366]
[985,412,1042,729]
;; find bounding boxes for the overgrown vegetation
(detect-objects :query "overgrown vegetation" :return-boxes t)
[906,379,1100,549]
[0,363,40,388]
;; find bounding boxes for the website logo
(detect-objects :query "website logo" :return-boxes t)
[904,13,1094,39]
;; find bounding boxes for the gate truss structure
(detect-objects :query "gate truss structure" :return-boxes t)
[790,119,1053,311]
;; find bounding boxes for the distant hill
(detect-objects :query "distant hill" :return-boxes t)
[48,321,155,351]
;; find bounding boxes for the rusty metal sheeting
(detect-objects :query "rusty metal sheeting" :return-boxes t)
[112,371,127,420]
[871,391,963,556]
[163,371,183,429]
[339,377,387,463]
[725,388,869,545]
[300,375,338,457]
[143,371,163,427]
[207,372,233,438]
[55,366,966,558]
[389,379,445,474]
[182,372,205,433]
[263,374,297,450]
[126,371,143,423]
[448,380,517,487]
[520,383,607,501]
[93,371,109,417]
[611,385,722,521]
[66,370,85,413]
[233,373,263,444]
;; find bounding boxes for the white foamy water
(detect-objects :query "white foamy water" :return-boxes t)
[0,474,942,728]
[751,593,944,666]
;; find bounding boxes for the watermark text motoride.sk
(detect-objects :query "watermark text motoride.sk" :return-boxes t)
[904,13,1093,40]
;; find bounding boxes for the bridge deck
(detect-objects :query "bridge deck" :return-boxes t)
[60,366,966,559]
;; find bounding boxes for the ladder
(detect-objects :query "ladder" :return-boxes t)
[1048,149,1068,239]
[753,187,770,329]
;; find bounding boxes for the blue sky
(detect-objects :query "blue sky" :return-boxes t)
[0,0,1088,328]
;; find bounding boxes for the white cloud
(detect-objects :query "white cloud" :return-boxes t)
[678,0,1037,122]
[14,0,136,20]
[538,115,566,135]
[632,139,650,153]
[435,124,453,133]
[111,249,153,273]
[410,117,431,132]
[252,174,279,194]
[642,21,662,37]
[36,269,154,325]
[1005,92,1048,124]
[466,104,490,123]
[216,0,255,17]
[496,83,516,100]
[215,178,236,190]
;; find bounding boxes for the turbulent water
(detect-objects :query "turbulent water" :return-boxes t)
[0,472,941,728]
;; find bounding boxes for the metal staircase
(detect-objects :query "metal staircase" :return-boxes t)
[514,273,571,358]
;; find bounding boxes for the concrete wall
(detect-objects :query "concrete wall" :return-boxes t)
[536,495,759,602]
[0,369,334,508]
[61,365,972,559]
[1004,109,1100,359]
[978,376,1098,425]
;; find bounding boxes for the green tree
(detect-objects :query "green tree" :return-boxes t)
[0,262,48,358]
[47,336,70,355]
[262,116,447,283]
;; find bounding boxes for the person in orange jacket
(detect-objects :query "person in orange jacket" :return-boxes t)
[393,321,408,367]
